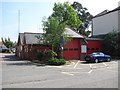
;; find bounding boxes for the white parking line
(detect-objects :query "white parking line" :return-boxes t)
[112,61,118,63]
[89,64,92,69]
[71,62,75,65]
[61,72,74,76]
[75,68,83,69]
[102,62,109,68]
[88,70,93,74]
[102,62,108,67]
[73,61,80,69]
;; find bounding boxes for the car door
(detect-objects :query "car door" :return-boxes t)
[100,53,106,60]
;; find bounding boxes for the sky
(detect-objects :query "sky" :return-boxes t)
[1,0,120,42]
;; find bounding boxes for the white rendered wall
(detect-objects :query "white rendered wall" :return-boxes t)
[93,11,118,35]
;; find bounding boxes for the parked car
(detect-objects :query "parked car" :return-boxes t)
[12,48,16,53]
[85,52,111,63]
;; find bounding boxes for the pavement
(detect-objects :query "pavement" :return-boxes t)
[1,53,119,88]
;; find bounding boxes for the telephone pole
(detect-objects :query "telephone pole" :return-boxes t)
[18,10,20,34]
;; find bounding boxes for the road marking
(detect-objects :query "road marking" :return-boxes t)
[112,61,118,63]
[73,61,80,69]
[61,72,74,76]
[89,64,92,69]
[88,70,93,74]
[92,67,97,69]
[71,62,75,65]
[46,66,63,68]
[103,62,108,67]
[102,62,109,68]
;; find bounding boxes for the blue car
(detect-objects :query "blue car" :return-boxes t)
[85,52,111,63]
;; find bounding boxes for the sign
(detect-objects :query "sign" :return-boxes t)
[60,36,64,48]
[81,45,87,53]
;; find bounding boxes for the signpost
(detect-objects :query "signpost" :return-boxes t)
[60,36,64,58]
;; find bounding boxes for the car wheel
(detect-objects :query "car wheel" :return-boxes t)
[107,58,111,62]
[95,59,99,63]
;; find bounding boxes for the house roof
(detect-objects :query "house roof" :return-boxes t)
[64,28,85,38]
[0,42,3,46]
[86,37,103,41]
[93,6,120,18]
[24,33,43,44]
[19,33,24,45]
[0,42,8,49]
[17,28,85,45]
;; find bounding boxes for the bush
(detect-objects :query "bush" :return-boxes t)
[46,58,66,65]
[37,51,45,60]
[47,50,57,58]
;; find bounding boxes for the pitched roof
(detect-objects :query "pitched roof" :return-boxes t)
[86,37,103,41]
[0,42,8,49]
[93,6,120,18]
[19,33,24,45]
[17,28,84,45]
[64,28,84,38]
[24,33,43,44]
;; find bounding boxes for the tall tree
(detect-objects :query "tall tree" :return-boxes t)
[52,2,81,30]
[42,2,81,58]
[71,1,93,36]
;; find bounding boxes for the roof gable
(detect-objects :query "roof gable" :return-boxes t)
[64,28,84,38]
[24,33,43,44]
[17,28,84,45]
[17,33,24,45]
[93,6,120,18]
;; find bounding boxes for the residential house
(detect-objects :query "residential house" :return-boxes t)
[92,6,120,36]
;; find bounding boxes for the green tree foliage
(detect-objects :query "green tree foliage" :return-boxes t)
[71,1,93,36]
[42,2,81,58]
[102,30,120,58]
[52,2,81,30]
[1,37,14,48]
[43,16,66,48]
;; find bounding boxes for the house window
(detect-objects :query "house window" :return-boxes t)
[26,48,28,52]
[25,48,27,52]
[91,48,94,50]
[63,48,68,51]
[96,48,99,50]
[69,48,73,50]
[87,48,90,50]
[74,48,79,50]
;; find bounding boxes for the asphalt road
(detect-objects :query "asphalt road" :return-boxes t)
[1,53,119,88]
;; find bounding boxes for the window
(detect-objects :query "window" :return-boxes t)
[96,48,99,50]
[69,48,73,51]
[91,48,94,50]
[63,48,68,51]
[74,48,79,50]
[87,48,90,50]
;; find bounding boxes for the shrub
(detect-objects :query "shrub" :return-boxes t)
[46,58,66,65]
[46,50,57,58]
[37,51,45,60]
[36,50,58,63]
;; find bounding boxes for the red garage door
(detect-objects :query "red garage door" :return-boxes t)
[63,38,81,60]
